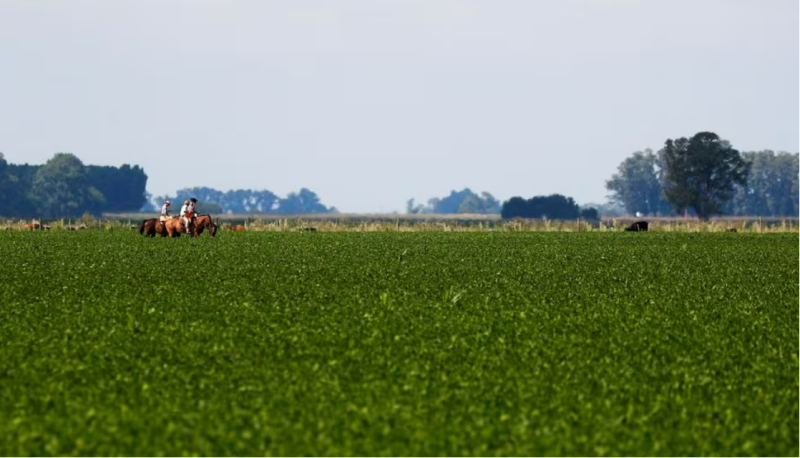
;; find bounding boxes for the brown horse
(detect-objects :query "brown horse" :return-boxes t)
[164,217,191,238]
[151,215,216,238]
[193,214,218,237]
[139,218,168,237]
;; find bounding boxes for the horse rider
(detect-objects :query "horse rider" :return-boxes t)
[159,200,171,224]
[188,198,199,219]
[180,200,192,233]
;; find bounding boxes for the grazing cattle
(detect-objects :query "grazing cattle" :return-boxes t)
[301,227,318,232]
[726,228,738,233]
[625,221,648,232]
[228,225,246,232]
[26,221,42,230]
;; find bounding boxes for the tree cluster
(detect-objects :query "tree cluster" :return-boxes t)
[724,151,799,217]
[407,189,501,214]
[606,132,798,219]
[501,194,598,220]
[150,187,337,214]
[0,153,147,218]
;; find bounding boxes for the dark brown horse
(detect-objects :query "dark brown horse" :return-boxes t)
[193,214,218,237]
[139,218,167,237]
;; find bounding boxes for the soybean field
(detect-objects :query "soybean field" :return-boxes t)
[0,231,797,456]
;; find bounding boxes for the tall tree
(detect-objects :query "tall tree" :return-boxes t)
[605,149,671,216]
[0,153,20,215]
[500,197,528,219]
[277,188,333,213]
[30,153,105,218]
[659,132,750,220]
[411,189,501,214]
[501,194,580,219]
[87,164,148,212]
[725,151,799,216]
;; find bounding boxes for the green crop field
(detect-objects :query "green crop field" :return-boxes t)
[0,231,797,456]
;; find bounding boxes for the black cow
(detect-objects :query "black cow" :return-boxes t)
[625,221,648,232]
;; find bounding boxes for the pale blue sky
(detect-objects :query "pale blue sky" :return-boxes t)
[1,1,797,212]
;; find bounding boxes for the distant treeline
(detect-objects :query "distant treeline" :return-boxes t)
[406,189,501,215]
[501,195,598,220]
[148,187,337,214]
[411,189,600,220]
[3,134,796,219]
[0,153,147,218]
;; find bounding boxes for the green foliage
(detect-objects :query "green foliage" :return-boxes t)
[155,187,281,214]
[30,153,104,218]
[86,164,148,213]
[278,188,334,213]
[606,149,671,216]
[0,153,23,215]
[659,132,750,220]
[411,189,501,214]
[606,148,798,218]
[0,232,796,456]
[156,187,335,214]
[501,194,580,219]
[725,151,799,217]
[579,207,599,221]
[0,159,34,217]
[1,154,148,217]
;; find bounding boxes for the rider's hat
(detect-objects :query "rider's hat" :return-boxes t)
[164,200,171,205]
[184,200,190,205]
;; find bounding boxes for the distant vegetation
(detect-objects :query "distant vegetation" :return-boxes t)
[406,188,501,214]
[0,152,147,218]
[148,186,337,214]
[1,131,797,219]
[500,194,598,221]
[606,134,798,219]
[0,154,335,217]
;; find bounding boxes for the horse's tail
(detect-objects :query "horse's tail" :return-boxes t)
[139,219,147,235]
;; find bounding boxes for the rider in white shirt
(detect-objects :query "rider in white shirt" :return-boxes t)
[159,200,171,223]
[180,200,191,233]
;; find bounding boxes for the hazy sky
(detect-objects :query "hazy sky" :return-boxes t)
[1,1,797,212]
